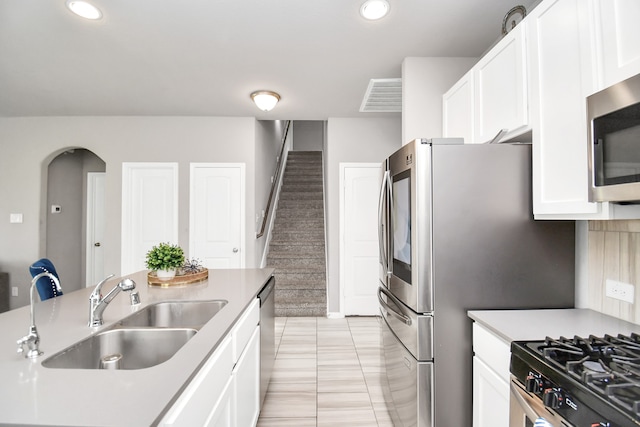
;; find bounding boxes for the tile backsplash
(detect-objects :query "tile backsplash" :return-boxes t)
[588,220,640,324]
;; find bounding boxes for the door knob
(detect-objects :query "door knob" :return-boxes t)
[233,248,239,253]
[94,242,101,247]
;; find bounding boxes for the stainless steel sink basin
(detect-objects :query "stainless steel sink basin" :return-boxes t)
[115,300,228,329]
[42,328,197,370]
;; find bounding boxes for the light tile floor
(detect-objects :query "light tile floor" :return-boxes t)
[257,316,392,427]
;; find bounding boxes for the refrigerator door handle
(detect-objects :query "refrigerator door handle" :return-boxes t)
[378,170,391,275]
[378,286,412,325]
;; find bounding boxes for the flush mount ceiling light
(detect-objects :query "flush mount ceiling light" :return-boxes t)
[250,91,280,112]
[360,0,390,20]
[66,0,102,20]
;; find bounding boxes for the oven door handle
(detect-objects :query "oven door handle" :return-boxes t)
[378,286,411,326]
[509,379,552,426]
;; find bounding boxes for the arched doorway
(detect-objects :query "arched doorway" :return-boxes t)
[46,149,105,293]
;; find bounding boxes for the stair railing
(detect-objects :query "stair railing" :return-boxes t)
[257,120,292,238]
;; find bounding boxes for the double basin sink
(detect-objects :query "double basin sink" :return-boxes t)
[42,300,228,370]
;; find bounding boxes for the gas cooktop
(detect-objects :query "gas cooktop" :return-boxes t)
[511,334,640,427]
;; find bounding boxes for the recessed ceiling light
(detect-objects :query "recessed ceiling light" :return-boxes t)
[360,0,390,20]
[66,0,102,20]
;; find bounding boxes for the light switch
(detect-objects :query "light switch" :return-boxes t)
[9,213,23,223]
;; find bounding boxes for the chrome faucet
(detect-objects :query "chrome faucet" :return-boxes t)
[17,272,61,359]
[88,276,136,327]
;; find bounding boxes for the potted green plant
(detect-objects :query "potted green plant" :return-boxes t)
[145,242,185,280]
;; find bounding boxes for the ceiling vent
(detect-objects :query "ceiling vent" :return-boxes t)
[359,78,402,113]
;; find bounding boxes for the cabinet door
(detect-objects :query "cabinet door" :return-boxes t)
[443,70,475,144]
[528,0,607,218]
[595,0,640,90]
[206,377,234,427]
[233,325,260,427]
[472,356,509,427]
[474,23,528,144]
[159,336,234,426]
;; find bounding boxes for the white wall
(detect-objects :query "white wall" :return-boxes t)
[293,121,324,151]
[325,117,401,313]
[402,57,477,144]
[0,116,262,309]
[254,120,287,264]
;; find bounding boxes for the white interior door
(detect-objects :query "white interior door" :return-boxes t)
[121,163,179,275]
[190,164,245,269]
[86,172,105,287]
[341,163,381,315]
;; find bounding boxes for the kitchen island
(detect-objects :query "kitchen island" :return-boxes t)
[0,268,273,426]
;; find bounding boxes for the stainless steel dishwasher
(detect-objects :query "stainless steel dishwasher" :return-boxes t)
[258,276,275,406]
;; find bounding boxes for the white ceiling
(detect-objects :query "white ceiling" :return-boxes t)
[0,0,537,120]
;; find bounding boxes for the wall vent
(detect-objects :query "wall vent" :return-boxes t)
[359,78,402,113]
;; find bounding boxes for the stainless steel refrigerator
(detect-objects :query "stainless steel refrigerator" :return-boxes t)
[378,139,575,427]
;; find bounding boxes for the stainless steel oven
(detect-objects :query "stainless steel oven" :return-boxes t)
[509,376,572,427]
[510,336,640,427]
[588,72,640,203]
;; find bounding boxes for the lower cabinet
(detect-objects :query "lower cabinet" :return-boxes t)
[233,326,260,427]
[472,323,511,427]
[160,299,261,427]
[473,357,509,427]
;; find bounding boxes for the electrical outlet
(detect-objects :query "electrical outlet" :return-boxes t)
[11,287,18,297]
[605,279,635,304]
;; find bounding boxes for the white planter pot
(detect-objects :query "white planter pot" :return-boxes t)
[156,269,176,281]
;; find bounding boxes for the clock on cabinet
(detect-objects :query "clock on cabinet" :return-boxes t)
[502,5,526,35]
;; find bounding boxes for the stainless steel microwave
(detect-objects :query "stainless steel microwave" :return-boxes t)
[588,73,640,203]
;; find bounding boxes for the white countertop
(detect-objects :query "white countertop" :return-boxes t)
[468,308,640,344]
[0,268,273,427]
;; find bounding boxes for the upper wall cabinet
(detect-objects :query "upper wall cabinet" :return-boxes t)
[528,0,602,218]
[594,0,640,91]
[442,23,529,144]
[443,0,640,219]
[442,70,474,143]
[530,0,640,219]
[474,23,528,144]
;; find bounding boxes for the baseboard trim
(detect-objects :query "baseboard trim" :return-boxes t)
[326,312,344,319]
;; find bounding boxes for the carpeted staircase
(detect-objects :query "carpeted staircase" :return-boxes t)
[267,151,327,317]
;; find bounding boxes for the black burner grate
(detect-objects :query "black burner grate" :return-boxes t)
[532,333,640,419]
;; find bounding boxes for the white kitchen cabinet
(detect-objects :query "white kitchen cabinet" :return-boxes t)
[208,376,234,427]
[528,0,640,219]
[160,299,261,427]
[233,326,260,427]
[472,323,510,427]
[593,0,640,91]
[159,336,234,426]
[473,23,528,144]
[442,69,475,143]
[528,0,602,218]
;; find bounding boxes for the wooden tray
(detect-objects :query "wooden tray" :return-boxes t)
[147,269,208,287]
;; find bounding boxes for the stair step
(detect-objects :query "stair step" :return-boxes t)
[277,199,323,208]
[269,265,326,274]
[267,257,326,267]
[274,218,324,227]
[269,241,324,249]
[275,279,326,290]
[275,307,326,317]
[276,211,323,220]
[268,250,324,259]
[279,192,323,201]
